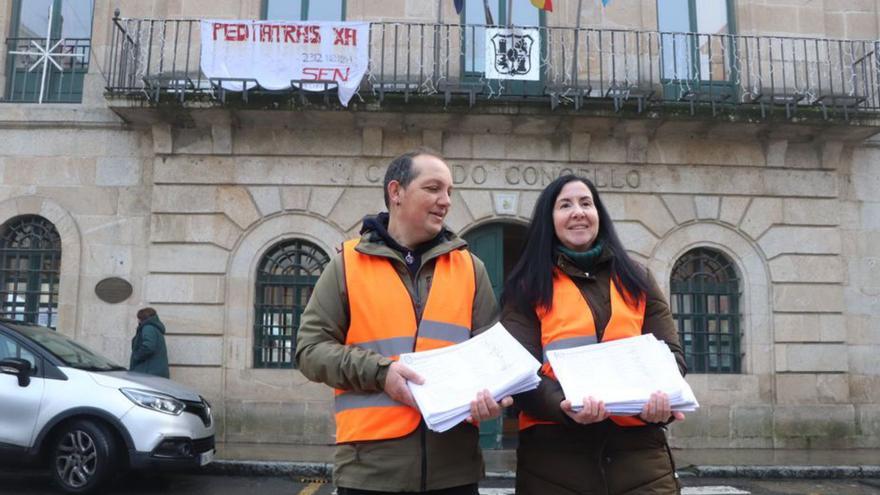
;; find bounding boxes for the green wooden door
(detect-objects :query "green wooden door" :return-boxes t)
[463,224,504,449]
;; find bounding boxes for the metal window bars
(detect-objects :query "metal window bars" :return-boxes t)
[5,37,91,103]
[670,248,742,374]
[253,239,329,369]
[0,216,61,329]
[104,13,880,119]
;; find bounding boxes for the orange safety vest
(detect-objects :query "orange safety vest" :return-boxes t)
[519,269,647,430]
[335,239,475,443]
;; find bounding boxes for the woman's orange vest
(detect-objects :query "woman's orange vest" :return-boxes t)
[335,239,475,443]
[519,269,647,430]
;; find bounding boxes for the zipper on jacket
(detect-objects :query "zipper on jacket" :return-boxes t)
[420,422,428,491]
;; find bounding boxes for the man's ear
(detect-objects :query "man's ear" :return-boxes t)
[387,180,402,206]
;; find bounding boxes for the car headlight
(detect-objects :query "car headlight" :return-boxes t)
[121,388,185,416]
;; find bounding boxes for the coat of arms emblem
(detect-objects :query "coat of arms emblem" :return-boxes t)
[490,32,535,77]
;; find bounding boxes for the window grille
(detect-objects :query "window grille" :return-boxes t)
[0,215,62,328]
[5,0,94,103]
[670,247,741,373]
[253,239,329,368]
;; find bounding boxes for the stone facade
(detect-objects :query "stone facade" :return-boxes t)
[0,0,878,450]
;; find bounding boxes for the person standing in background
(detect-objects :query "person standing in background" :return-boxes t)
[130,307,170,378]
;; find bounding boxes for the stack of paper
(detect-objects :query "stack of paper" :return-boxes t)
[401,322,541,432]
[546,334,698,415]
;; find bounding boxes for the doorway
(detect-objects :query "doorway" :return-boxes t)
[463,221,528,449]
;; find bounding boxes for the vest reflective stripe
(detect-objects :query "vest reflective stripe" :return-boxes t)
[349,337,415,358]
[335,239,475,443]
[418,320,471,344]
[335,391,401,412]
[542,335,598,362]
[520,270,647,430]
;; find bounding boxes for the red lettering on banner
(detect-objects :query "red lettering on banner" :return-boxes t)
[284,25,296,43]
[303,67,351,82]
[220,23,249,42]
[213,22,338,44]
[333,27,357,46]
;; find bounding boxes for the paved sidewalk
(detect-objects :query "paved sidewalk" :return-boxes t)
[209,443,880,479]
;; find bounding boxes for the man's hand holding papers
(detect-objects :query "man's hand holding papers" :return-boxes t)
[398,322,541,432]
[383,361,424,409]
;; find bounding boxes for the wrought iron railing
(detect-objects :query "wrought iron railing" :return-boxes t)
[105,15,880,119]
[5,37,91,103]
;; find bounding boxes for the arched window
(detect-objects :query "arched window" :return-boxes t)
[254,239,329,368]
[670,247,741,373]
[0,215,62,328]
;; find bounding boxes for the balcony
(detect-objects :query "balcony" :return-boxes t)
[104,13,880,126]
[5,37,91,103]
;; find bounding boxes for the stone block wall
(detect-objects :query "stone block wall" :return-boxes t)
[0,0,877,450]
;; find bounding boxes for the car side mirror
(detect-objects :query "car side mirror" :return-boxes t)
[0,357,31,387]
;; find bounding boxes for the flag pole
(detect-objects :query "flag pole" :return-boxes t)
[434,0,442,86]
[483,0,494,25]
[508,0,513,27]
[571,0,583,85]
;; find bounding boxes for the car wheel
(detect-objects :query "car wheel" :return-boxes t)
[50,420,117,494]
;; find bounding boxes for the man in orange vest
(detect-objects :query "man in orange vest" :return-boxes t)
[296,149,509,494]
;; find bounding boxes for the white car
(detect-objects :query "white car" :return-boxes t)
[0,319,215,494]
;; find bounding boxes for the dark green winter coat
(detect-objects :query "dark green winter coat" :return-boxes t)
[130,315,170,378]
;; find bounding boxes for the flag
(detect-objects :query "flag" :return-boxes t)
[454,0,464,14]
[602,0,612,5]
[530,0,553,12]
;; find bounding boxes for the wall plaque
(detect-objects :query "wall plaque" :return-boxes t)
[95,277,133,304]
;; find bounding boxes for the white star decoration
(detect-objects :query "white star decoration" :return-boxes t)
[8,4,85,104]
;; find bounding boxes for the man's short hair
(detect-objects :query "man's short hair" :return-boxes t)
[137,307,157,321]
[382,148,445,208]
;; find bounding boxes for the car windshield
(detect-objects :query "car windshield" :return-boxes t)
[5,323,126,371]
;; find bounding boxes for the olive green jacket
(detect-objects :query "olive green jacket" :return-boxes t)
[295,227,499,492]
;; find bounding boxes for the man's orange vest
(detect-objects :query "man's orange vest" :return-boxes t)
[519,270,647,430]
[335,239,475,443]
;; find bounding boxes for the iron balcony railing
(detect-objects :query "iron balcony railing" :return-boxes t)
[5,37,91,103]
[105,15,880,119]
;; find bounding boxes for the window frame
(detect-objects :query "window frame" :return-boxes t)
[459,0,546,93]
[260,0,347,21]
[5,0,93,103]
[0,216,62,329]
[656,0,737,99]
[252,238,329,369]
[670,247,742,374]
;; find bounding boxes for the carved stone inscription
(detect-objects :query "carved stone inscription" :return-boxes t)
[366,163,641,189]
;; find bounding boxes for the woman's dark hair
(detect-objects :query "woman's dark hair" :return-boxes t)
[502,175,650,314]
[137,307,157,321]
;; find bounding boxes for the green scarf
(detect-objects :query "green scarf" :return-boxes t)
[558,240,604,273]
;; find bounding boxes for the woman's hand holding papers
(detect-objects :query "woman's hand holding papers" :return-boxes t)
[466,389,514,423]
[384,362,425,409]
[639,391,686,423]
[561,396,610,425]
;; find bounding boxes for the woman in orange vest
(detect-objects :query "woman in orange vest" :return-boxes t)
[501,175,687,494]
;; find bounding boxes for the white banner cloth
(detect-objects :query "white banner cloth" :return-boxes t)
[200,20,369,106]
[485,27,541,81]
